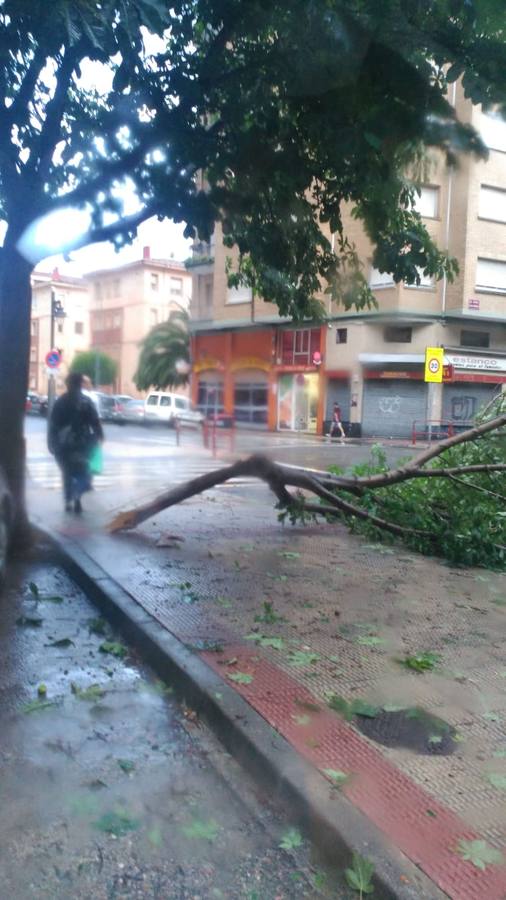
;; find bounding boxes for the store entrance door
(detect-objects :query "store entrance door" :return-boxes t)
[277,373,319,432]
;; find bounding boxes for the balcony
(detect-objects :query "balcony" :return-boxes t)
[184,241,214,274]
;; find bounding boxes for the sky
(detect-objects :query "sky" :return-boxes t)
[36,216,192,278]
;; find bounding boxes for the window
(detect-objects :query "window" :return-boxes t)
[160,395,172,407]
[112,312,121,328]
[30,320,37,336]
[151,273,159,291]
[405,266,434,289]
[30,346,36,361]
[174,397,188,410]
[234,382,268,424]
[198,381,224,417]
[204,281,213,310]
[476,257,506,293]
[146,395,158,406]
[280,328,320,365]
[57,322,64,334]
[479,186,506,222]
[294,329,310,359]
[480,110,506,152]
[150,308,158,327]
[336,328,348,344]
[170,277,183,295]
[370,266,394,288]
[227,284,253,304]
[414,186,439,218]
[460,330,490,348]
[75,321,83,335]
[384,326,412,343]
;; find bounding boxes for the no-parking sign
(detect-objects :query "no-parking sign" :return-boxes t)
[45,349,61,369]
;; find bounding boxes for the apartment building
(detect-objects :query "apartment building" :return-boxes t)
[189,84,506,437]
[86,247,191,396]
[30,268,90,395]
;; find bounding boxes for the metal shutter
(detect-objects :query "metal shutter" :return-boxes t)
[326,379,351,419]
[443,383,500,425]
[362,380,427,438]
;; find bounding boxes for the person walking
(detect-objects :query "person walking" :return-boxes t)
[329,403,346,444]
[48,373,104,513]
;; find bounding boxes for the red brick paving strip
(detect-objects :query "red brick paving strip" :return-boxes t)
[202,645,506,900]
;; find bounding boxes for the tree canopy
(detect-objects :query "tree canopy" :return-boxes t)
[134,311,190,391]
[2,1,506,318]
[70,349,117,386]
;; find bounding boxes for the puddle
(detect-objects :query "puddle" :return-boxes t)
[354,707,457,755]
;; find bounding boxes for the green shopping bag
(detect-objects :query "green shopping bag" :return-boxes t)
[89,443,104,475]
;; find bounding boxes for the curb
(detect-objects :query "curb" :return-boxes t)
[39,526,445,900]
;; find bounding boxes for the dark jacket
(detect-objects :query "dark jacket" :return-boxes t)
[48,391,103,460]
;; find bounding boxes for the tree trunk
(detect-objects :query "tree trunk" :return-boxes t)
[0,237,34,547]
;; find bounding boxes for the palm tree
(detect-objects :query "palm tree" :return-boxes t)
[134,311,190,391]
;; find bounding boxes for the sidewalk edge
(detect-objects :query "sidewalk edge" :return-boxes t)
[39,526,446,900]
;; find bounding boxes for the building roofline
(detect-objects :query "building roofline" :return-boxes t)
[84,257,187,279]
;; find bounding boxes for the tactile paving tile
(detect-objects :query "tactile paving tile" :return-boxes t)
[202,644,506,900]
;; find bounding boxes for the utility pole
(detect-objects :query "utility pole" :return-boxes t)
[48,289,65,413]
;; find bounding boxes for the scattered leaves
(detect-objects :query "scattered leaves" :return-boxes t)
[227,672,253,685]
[294,697,320,713]
[278,551,300,559]
[99,641,127,659]
[47,637,74,648]
[182,818,219,842]
[287,650,321,667]
[254,601,284,624]
[87,617,108,635]
[486,773,506,790]
[400,652,440,673]
[291,714,311,726]
[117,759,136,774]
[245,634,285,650]
[323,768,348,786]
[279,828,303,850]
[345,852,375,894]
[457,839,504,870]
[71,682,106,701]
[327,694,379,720]
[147,826,163,847]
[94,809,140,836]
[356,635,385,647]
[22,698,58,714]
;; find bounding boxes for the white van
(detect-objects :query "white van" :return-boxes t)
[144,392,204,427]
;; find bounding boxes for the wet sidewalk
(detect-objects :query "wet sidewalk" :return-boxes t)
[0,553,348,899]
[30,479,506,900]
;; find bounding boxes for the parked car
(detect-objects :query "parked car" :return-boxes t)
[26,391,48,416]
[121,398,146,425]
[111,394,134,424]
[84,390,116,422]
[144,391,204,428]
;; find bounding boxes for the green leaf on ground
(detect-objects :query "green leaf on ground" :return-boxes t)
[345,852,375,894]
[37,684,47,697]
[227,672,253,685]
[254,602,284,624]
[41,595,64,604]
[94,809,140,836]
[147,826,163,847]
[362,544,394,555]
[214,596,233,607]
[99,641,127,659]
[47,637,74,648]
[457,839,504,870]
[117,759,136,774]
[475,574,490,583]
[486,773,506,790]
[492,597,506,607]
[400,652,440,673]
[29,581,40,598]
[382,703,406,712]
[428,734,443,745]
[266,572,288,582]
[356,635,385,646]
[278,551,300,559]
[22,698,59,714]
[323,768,348,786]
[71,682,106,701]
[484,712,500,722]
[288,650,321,667]
[16,615,43,627]
[327,694,379,720]
[87,617,108,635]
[291,714,311,726]
[182,818,219,842]
[245,634,285,650]
[493,749,506,758]
[279,827,303,850]
[294,697,320,712]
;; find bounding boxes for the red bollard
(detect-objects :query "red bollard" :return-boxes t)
[203,419,209,449]
[211,420,217,457]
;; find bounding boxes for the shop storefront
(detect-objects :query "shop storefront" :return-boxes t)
[362,371,427,438]
[277,371,319,432]
[443,352,506,425]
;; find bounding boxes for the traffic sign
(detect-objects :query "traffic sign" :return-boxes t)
[45,349,61,369]
[424,347,444,383]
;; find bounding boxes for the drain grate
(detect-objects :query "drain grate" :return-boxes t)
[354,707,457,755]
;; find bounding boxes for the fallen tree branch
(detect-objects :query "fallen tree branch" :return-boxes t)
[446,473,506,502]
[107,414,506,536]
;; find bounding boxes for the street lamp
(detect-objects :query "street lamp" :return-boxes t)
[47,289,66,412]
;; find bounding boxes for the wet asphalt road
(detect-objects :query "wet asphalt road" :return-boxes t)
[0,552,349,900]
